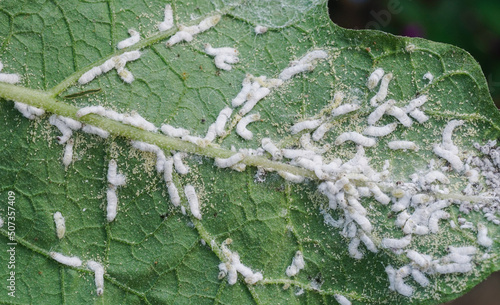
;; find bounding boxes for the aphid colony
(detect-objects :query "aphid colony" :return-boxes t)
[218,240,263,285]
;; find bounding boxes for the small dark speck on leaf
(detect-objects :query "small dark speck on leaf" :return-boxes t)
[201,119,206,124]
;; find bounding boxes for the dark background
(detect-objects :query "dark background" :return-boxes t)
[328,0,500,304]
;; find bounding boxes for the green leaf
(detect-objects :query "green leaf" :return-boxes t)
[0,1,499,304]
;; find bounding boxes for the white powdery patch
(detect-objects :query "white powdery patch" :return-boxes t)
[78,50,141,84]
[166,15,221,47]
[423,72,434,83]
[219,242,263,285]
[87,260,105,296]
[50,252,82,267]
[254,25,268,34]
[117,29,140,49]
[204,43,239,71]
[285,251,305,277]
[14,102,45,120]
[279,50,328,80]
[53,212,65,239]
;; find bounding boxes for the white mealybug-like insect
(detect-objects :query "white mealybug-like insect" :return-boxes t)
[50,252,82,267]
[215,153,245,168]
[370,72,393,106]
[122,112,158,132]
[359,232,378,253]
[381,235,412,249]
[0,217,3,228]
[13,102,45,119]
[442,119,464,153]
[406,250,432,269]
[76,105,106,118]
[278,171,305,183]
[49,115,73,144]
[423,72,434,83]
[254,25,268,34]
[161,124,190,138]
[434,263,472,274]
[449,246,476,256]
[285,250,305,277]
[204,123,217,142]
[367,99,395,125]
[164,157,174,183]
[166,31,193,47]
[173,152,189,174]
[204,43,238,57]
[385,265,396,291]
[298,50,329,64]
[261,138,282,160]
[218,262,228,279]
[348,237,363,259]
[433,144,464,172]
[402,95,428,113]
[87,260,105,296]
[349,209,372,232]
[198,15,221,32]
[334,294,351,305]
[335,132,376,147]
[281,149,316,160]
[405,43,416,52]
[0,71,20,84]
[184,185,202,220]
[58,116,82,130]
[477,223,493,247]
[311,122,332,141]
[386,106,413,127]
[362,123,398,137]
[117,29,140,49]
[388,140,418,151]
[367,182,391,205]
[236,113,260,140]
[394,266,413,297]
[214,107,233,136]
[238,87,270,116]
[428,210,450,233]
[408,108,429,123]
[367,68,384,90]
[205,43,239,71]
[331,104,360,117]
[53,212,66,239]
[167,182,181,207]
[279,63,313,81]
[62,139,74,167]
[158,4,174,32]
[232,75,253,107]
[424,170,450,184]
[106,187,118,222]
[81,125,110,138]
[107,159,126,187]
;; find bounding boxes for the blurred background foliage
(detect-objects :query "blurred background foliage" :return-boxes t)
[329,0,500,109]
[329,1,500,304]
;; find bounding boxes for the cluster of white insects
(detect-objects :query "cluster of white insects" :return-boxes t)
[2,3,498,304]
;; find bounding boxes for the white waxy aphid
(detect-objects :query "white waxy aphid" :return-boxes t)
[238,87,270,116]
[213,54,239,70]
[204,123,217,142]
[244,272,263,285]
[311,122,331,141]
[62,139,74,167]
[403,95,428,113]
[359,232,378,253]
[411,269,429,287]
[163,153,174,184]
[261,138,282,160]
[117,68,134,83]
[173,152,189,174]
[79,67,100,84]
[214,107,233,136]
[184,184,202,220]
[434,263,472,274]
[117,29,140,49]
[87,260,104,296]
[58,116,82,130]
[236,113,260,140]
[53,212,65,239]
[286,250,305,277]
[442,252,472,264]
[370,72,393,106]
[348,237,363,259]
[424,170,450,184]
[0,72,20,84]
[49,115,73,144]
[381,235,411,249]
[166,182,181,207]
[198,15,221,32]
[279,63,313,81]
[394,266,413,297]
[428,210,450,233]
[335,132,376,147]
[442,119,464,153]
[281,149,316,160]
[406,250,431,269]
[423,72,434,83]
[204,43,238,57]
[409,108,429,123]
[76,105,106,118]
[107,159,126,186]
[254,25,268,34]
[120,50,142,62]
[367,68,384,90]
[331,104,360,117]
[297,50,328,64]
[347,196,367,215]
[388,141,418,151]
[477,223,493,247]
[433,144,464,172]
[227,263,237,285]
[278,171,305,183]
[215,153,245,168]
[386,106,413,127]
[406,43,416,52]
[232,75,253,107]
[218,263,228,279]
[385,265,396,290]
[158,4,174,31]
[166,31,193,47]
[362,123,398,137]
[349,209,372,232]
[107,187,118,222]
[334,294,351,305]
[100,58,116,73]
[131,140,160,153]
[367,99,395,125]
[161,124,190,138]
[13,102,45,120]
[81,125,110,138]
[449,246,476,255]
[50,252,82,267]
